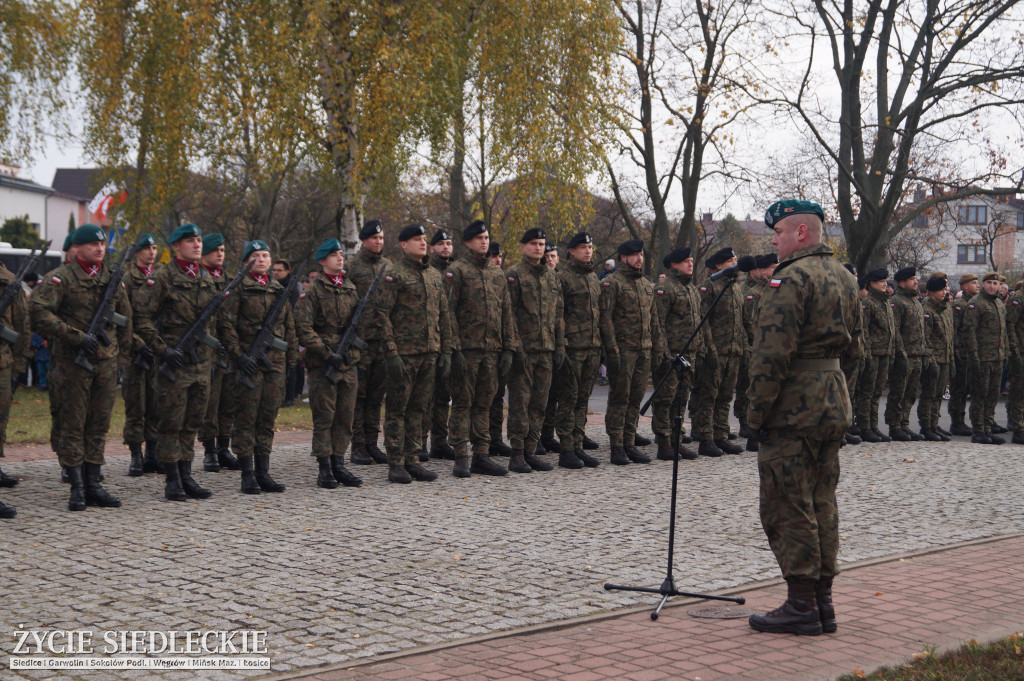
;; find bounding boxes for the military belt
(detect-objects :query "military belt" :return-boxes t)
[789,358,840,371]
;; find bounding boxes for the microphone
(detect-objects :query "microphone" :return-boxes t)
[709,254,759,281]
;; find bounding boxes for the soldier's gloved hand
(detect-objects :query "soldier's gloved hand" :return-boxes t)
[235,354,258,376]
[498,349,514,379]
[384,355,405,384]
[79,333,99,356]
[437,352,451,382]
[605,352,620,376]
[136,344,154,363]
[451,350,467,383]
[326,353,345,370]
[160,347,185,368]
[214,342,228,358]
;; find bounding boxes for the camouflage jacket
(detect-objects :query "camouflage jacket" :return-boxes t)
[599,266,666,355]
[293,272,361,370]
[741,276,767,348]
[347,248,392,342]
[862,288,896,357]
[429,253,452,274]
[697,274,746,357]
[30,259,132,362]
[746,243,861,438]
[219,273,299,370]
[506,259,564,353]
[557,257,601,351]
[444,250,520,353]
[654,269,707,358]
[373,252,453,357]
[133,260,226,363]
[890,286,925,358]
[922,296,954,364]
[1003,289,1024,359]
[125,263,158,354]
[0,264,31,373]
[951,293,973,358]
[962,290,1007,363]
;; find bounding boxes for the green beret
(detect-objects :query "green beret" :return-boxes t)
[242,239,270,262]
[169,222,202,243]
[136,233,157,248]
[315,239,343,262]
[202,233,224,255]
[62,232,74,251]
[72,224,106,245]
[764,200,825,227]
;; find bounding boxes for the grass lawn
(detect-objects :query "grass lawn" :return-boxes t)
[7,387,314,445]
[838,633,1024,680]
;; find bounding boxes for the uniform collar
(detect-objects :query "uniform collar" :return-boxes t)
[358,248,381,263]
[251,272,269,286]
[322,271,345,288]
[404,252,429,270]
[137,263,155,277]
[569,257,594,274]
[670,269,691,285]
[76,258,101,278]
[175,258,201,279]
[467,251,489,268]
[203,264,222,278]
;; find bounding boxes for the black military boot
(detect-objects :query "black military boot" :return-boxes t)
[388,464,412,484]
[987,431,1005,445]
[470,452,508,476]
[633,434,652,447]
[350,442,374,465]
[0,465,19,487]
[935,428,951,442]
[581,435,599,450]
[992,423,1009,434]
[525,451,554,471]
[164,463,188,501]
[971,432,992,444]
[845,431,862,445]
[430,443,456,460]
[201,439,220,472]
[0,498,15,518]
[746,437,760,452]
[418,446,430,462]
[558,448,584,469]
[67,465,87,511]
[330,456,362,487]
[576,448,600,467]
[254,454,285,492]
[748,581,822,636]
[860,428,881,443]
[921,428,942,442]
[127,443,144,477]
[906,428,924,441]
[873,428,891,442]
[848,424,862,437]
[1013,431,1024,444]
[950,421,973,436]
[625,446,651,463]
[405,463,438,482]
[179,460,212,499]
[507,449,533,473]
[681,433,693,444]
[317,457,339,489]
[935,425,952,437]
[540,433,560,454]
[889,427,911,441]
[60,465,69,484]
[216,437,240,470]
[452,455,471,478]
[365,441,388,464]
[83,462,121,507]
[609,446,630,465]
[238,456,260,494]
[738,422,752,439]
[815,578,837,633]
[655,441,675,461]
[534,442,546,456]
[143,440,163,473]
[698,440,723,457]
[715,438,743,455]
[488,439,513,457]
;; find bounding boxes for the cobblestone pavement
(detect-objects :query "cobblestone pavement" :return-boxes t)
[1,425,1021,680]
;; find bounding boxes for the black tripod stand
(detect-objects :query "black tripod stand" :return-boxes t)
[604,274,746,620]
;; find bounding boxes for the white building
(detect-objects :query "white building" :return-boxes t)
[0,163,53,238]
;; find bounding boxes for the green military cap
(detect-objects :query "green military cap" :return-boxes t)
[72,223,106,245]
[136,233,157,248]
[169,222,202,243]
[764,199,825,227]
[314,239,344,262]
[62,232,74,251]
[202,233,224,254]
[242,239,270,261]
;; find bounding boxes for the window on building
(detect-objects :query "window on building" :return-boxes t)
[957,244,986,264]
[958,205,987,224]
[1018,212,1024,230]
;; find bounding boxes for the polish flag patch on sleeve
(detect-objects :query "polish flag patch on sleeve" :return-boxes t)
[507,277,515,283]
[602,281,611,287]
[699,286,707,292]
[746,295,754,300]
[656,289,665,295]
[51,276,61,284]
[769,278,782,288]
[445,272,454,278]
[384,275,393,282]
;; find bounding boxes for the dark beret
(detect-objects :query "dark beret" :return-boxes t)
[982,271,1000,282]
[136,233,157,248]
[359,220,383,240]
[463,220,487,241]
[487,242,502,257]
[398,224,427,242]
[168,222,201,244]
[567,232,592,249]
[544,243,556,253]
[617,239,644,256]
[926,276,947,292]
[201,233,223,254]
[242,239,269,262]
[843,263,857,275]
[757,253,780,269]
[865,268,888,283]
[430,229,452,246]
[73,224,106,245]
[63,232,74,251]
[764,199,825,227]
[520,227,546,244]
[857,275,867,290]
[315,239,343,261]
[662,247,692,269]
[706,247,735,269]
[894,266,916,282]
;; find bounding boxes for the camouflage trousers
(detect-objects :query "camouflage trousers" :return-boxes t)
[489,376,508,442]
[555,348,601,450]
[885,355,922,429]
[308,363,358,460]
[605,349,651,447]
[0,363,11,458]
[918,361,950,431]
[651,355,696,445]
[947,356,970,425]
[199,365,237,441]
[423,361,450,449]
[354,342,387,446]
[507,351,553,453]
[152,361,211,464]
[854,355,889,431]
[758,433,841,583]
[450,350,500,455]
[1005,357,1024,432]
[121,360,157,445]
[541,372,558,437]
[693,352,739,441]
[231,367,285,459]
[733,351,751,423]
[49,361,63,453]
[385,353,437,465]
[969,360,1002,434]
[841,354,861,410]
[50,355,118,468]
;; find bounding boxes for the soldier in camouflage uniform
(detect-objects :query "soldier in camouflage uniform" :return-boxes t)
[49,233,77,482]
[884,267,924,441]
[651,246,706,461]
[294,239,363,490]
[30,224,132,511]
[692,247,746,457]
[854,269,895,443]
[964,271,1008,444]
[600,239,667,465]
[738,253,779,451]
[445,221,521,477]
[1006,281,1024,443]
[373,224,453,483]
[197,233,241,472]
[918,274,954,441]
[348,220,391,465]
[839,264,864,446]
[486,241,514,457]
[120,233,159,476]
[948,273,978,435]
[746,200,861,637]
[539,243,563,455]
[424,229,456,460]
[0,258,31,517]
[504,228,566,473]
[219,240,299,494]
[134,223,229,501]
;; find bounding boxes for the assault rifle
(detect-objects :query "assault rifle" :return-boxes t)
[0,240,50,345]
[236,265,306,388]
[323,265,385,384]
[158,259,255,381]
[74,242,137,372]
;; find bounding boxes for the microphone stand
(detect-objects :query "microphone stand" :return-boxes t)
[604,272,746,620]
